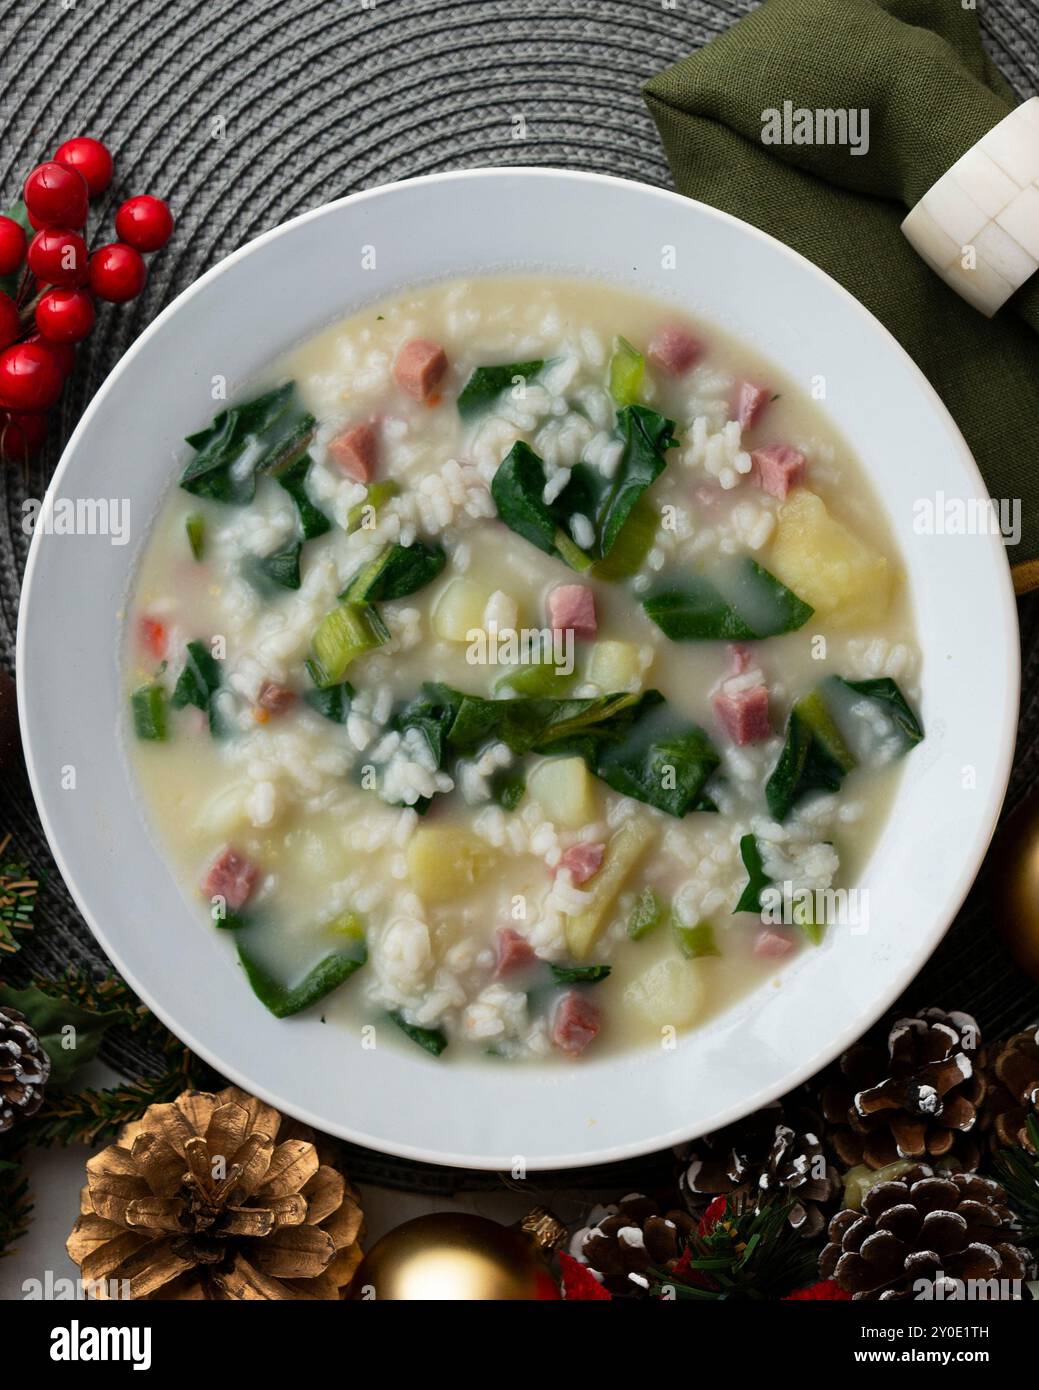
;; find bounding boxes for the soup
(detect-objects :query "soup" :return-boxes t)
[125,276,922,1063]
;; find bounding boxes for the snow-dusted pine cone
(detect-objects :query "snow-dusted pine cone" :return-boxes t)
[978,1025,1039,1155]
[0,1005,51,1132]
[568,1195,695,1296]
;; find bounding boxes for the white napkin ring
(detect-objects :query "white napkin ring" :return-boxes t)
[901,96,1039,317]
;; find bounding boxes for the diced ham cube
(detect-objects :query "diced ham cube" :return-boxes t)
[647,324,703,377]
[200,847,259,912]
[727,642,755,676]
[547,584,597,640]
[556,842,606,885]
[494,926,537,978]
[750,443,806,500]
[551,991,601,1056]
[394,338,447,401]
[713,682,770,745]
[328,422,377,482]
[736,382,771,431]
[257,680,295,716]
[754,929,795,958]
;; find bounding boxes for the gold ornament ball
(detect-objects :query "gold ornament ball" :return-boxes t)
[992,789,1039,983]
[349,1212,562,1301]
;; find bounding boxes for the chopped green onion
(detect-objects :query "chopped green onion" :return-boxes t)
[309,602,388,686]
[608,335,645,406]
[673,919,719,959]
[553,527,593,572]
[185,513,205,561]
[347,480,399,533]
[389,1011,447,1057]
[593,495,658,580]
[793,688,856,773]
[627,886,663,940]
[548,963,611,985]
[131,684,167,741]
[493,661,575,697]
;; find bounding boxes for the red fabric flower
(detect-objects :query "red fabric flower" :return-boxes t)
[558,1251,612,1300]
[699,1195,728,1236]
[783,1279,852,1301]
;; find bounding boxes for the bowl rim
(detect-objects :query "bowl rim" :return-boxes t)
[16,166,1020,1169]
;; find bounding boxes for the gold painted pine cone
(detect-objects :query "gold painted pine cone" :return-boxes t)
[66,1086,364,1299]
[978,1025,1039,1155]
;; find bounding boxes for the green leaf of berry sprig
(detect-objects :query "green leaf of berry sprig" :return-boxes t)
[0,136,174,465]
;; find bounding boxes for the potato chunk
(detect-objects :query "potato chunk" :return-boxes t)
[432,578,491,642]
[407,826,495,904]
[529,756,597,828]
[586,639,645,692]
[565,818,655,958]
[624,956,706,1030]
[769,488,891,626]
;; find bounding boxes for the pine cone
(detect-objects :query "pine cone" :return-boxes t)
[0,1005,51,1132]
[568,1194,695,1296]
[978,1025,1039,1155]
[820,1165,1030,1300]
[66,1086,364,1299]
[820,1008,984,1170]
[678,1100,839,1237]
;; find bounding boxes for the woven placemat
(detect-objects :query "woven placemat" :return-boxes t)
[0,0,1036,1195]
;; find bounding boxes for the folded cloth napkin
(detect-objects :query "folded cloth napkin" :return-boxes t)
[644,0,1039,589]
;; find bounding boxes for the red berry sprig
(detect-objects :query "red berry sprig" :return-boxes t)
[0,135,174,462]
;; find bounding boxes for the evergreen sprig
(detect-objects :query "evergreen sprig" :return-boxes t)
[0,834,38,955]
[650,1196,819,1300]
[995,1115,1039,1255]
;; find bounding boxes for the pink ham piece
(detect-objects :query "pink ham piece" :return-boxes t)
[494,927,537,978]
[737,382,771,431]
[201,847,259,912]
[727,642,754,676]
[394,338,447,401]
[547,584,597,640]
[750,443,806,500]
[647,324,703,377]
[328,422,377,482]
[754,929,796,958]
[257,680,295,716]
[713,682,770,746]
[551,991,601,1056]
[556,842,606,885]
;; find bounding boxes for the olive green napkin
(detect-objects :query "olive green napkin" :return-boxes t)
[644,0,1039,589]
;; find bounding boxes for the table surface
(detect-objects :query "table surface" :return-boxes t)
[1,0,1038,1287]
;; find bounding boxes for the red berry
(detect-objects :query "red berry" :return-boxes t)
[52,136,113,198]
[0,291,20,350]
[23,161,89,230]
[0,215,27,275]
[27,228,88,286]
[0,408,48,460]
[88,242,146,302]
[25,331,75,377]
[115,195,173,253]
[36,288,95,344]
[0,342,64,410]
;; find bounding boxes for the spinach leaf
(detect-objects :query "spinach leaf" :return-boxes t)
[766,702,852,822]
[236,935,367,1018]
[304,680,354,723]
[734,834,772,913]
[548,963,611,985]
[396,683,465,767]
[180,383,316,505]
[490,766,526,811]
[244,539,302,593]
[644,556,814,641]
[597,404,677,558]
[830,676,924,751]
[591,711,720,818]
[449,689,642,758]
[0,982,126,1089]
[388,1011,448,1057]
[170,640,222,712]
[278,454,332,539]
[342,540,446,603]
[457,360,544,420]
[491,442,569,560]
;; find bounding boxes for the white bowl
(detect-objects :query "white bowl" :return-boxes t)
[17,169,1018,1169]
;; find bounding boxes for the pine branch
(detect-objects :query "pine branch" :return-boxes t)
[995,1115,1039,1255]
[650,1196,819,1301]
[0,834,38,955]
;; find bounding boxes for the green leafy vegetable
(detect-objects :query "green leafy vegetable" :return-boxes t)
[765,696,855,822]
[627,887,663,940]
[347,480,399,533]
[608,337,644,406]
[0,982,124,1089]
[490,442,582,565]
[548,963,611,985]
[457,360,544,420]
[490,766,526,811]
[342,541,446,603]
[278,455,332,539]
[644,556,814,641]
[131,684,167,741]
[493,661,574,697]
[304,680,354,723]
[594,405,675,558]
[237,941,366,1018]
[593,494,658,580]
[673,920,719,959]
[830,676,924,751]
[243,540,302,593]
[388,1011,448,1057]
[179,383,315,505]
[185,513,206,560]
[309,603,388,686]
[170,640,222,713]
[733,834,771,914]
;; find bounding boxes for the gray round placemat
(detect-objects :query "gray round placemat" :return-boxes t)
[0,0,1036,1195]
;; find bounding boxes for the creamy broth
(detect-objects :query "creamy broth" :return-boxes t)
[125,276,920,1063]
